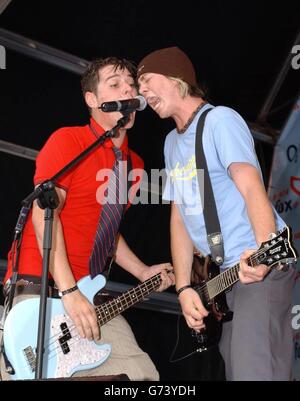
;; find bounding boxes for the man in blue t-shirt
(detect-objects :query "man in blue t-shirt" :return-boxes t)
[137,47,296,381]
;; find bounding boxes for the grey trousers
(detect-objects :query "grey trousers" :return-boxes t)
[219,266,296,381]
[0,293,159,381]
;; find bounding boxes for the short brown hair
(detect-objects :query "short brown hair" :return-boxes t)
[81,57,137,96]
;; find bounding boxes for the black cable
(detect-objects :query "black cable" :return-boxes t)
[169,314,213,363]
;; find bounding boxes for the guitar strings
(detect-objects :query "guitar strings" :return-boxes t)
[28,237,287,373]
[45,300,136,363]
[49,239,285,349]
[46,288,143,352]
[37,276,161,368]
[169,237,290,363]
[45,293,148,361]
[191,244,285,301]
[46,280,162,364]
[45,302,111,351]
[46,274,160,348]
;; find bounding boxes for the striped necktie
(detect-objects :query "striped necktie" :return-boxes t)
[89,147,125,278]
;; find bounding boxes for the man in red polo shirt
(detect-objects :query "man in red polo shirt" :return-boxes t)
[2,57,174,380]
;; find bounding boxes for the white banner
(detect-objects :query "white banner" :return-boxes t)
[268,95,300,380]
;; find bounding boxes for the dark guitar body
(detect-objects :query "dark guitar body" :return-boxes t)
[172,227,297,360]
[173,255,233,359]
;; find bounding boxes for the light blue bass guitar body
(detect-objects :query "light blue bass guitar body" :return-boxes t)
[3,275,111,379]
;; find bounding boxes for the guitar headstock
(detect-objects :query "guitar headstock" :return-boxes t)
[255,226,298,270]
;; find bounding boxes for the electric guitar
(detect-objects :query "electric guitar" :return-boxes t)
[173,226,298,359]
[3,273,162,379]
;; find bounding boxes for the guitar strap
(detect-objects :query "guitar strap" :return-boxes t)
[195,108,224,265]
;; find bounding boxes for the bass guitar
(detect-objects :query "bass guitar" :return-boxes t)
[3,273,162,379]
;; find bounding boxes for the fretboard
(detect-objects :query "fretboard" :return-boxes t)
[95,273,162,326]
[206,263,240,299]
[206,255,258,300]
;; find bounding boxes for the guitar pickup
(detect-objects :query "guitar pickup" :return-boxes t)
[59,340,70,355]
[58,322,71,354]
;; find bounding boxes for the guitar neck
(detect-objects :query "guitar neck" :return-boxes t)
[95,274,162,326]
[206,263,240,299]
[196,226,297,303]
[206,254,258,300]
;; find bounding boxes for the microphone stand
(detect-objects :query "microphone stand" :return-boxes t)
[17,114,130,380]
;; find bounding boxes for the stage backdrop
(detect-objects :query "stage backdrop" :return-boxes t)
[268,95,300,381]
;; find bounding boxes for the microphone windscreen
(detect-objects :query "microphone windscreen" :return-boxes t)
[136,95,147,111]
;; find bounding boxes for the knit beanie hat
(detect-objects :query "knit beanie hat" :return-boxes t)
[137,46,197,86]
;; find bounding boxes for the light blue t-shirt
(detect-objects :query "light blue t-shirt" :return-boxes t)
[163,103,285,269]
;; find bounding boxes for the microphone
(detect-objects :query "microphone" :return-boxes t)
[99,95,147,113]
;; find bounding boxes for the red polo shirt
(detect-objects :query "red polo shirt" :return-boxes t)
[5,118,144,282]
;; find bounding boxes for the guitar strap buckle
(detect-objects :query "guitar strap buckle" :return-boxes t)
[207,232,224,266]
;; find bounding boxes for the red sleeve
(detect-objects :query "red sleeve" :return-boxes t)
[34,128,83,191]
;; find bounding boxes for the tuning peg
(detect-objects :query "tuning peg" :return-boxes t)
[268,232,276,240]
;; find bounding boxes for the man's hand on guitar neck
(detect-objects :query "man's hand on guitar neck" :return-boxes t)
[239,249,271,284]
[139,263,175,292]
[178,288,209,332]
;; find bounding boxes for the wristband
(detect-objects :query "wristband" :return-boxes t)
[59,284,78,297]
[176,285,192,296]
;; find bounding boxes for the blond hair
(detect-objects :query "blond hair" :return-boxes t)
[169,76,207,99]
